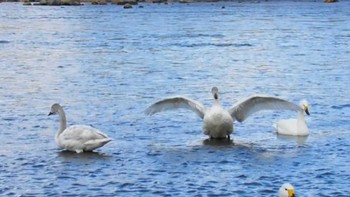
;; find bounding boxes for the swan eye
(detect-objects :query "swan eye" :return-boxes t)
[285,188,288,191]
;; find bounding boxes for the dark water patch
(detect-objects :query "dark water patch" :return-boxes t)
[244,181,263,187]
[206,192,233,197]
[331,104,350,109]
[328,192,348,197]
[32,163,46,168]
[155,33,225,39]
[315,171,334,179]
[2,117,17,121]
[120,182,134,188]
[181,33,225,39]
[0,40,10,44]
[236,174,248,179]
[293,53,306,56]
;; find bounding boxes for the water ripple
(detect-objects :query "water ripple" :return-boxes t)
[0,2,349,197]
[0,40,10,44]
[171,42,253,48]
[331,104,350,109]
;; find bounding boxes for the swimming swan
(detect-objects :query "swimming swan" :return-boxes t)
[145,87,301,139]
[48,103,112,153]
[274,100,310,136]
[279,183,295,197]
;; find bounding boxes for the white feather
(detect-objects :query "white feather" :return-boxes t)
[228,95,302,122]
[145,96,206,119]
[49,103,112,153]
[274,100,310,136]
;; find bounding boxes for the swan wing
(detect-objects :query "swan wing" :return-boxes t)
[228,95,301,122]
[61,125,110,142]
[145,96,206,119]
[58,125,111,152]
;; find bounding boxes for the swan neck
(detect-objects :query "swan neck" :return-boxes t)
[57,107,67,134]
[297,110,305,127]
[213,98,220,105]
[298,110,305,119]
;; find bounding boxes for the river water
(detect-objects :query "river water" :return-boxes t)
[0,1,349,196]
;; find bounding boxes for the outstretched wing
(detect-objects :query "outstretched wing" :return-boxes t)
[145,96,206,119]
[228,95,301,122]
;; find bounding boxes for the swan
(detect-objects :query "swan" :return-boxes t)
[279,183,295,197]
[145,87,301,139]
[48,103,112,153]
[274,99,310,136]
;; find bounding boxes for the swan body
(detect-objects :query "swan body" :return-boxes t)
[203,95,234,138]
[274,100,310,136]
[49,103,112,153]
[279,183,295,197]
[145,87,301,139]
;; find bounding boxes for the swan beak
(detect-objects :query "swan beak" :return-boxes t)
[288,189,295,197]
[211,87,219,99]
[305,107,310,116]
[48,112,54,116]
[214,93,218,100]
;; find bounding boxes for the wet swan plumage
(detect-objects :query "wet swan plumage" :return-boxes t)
[48,103,112,153]
[145,87,301,139]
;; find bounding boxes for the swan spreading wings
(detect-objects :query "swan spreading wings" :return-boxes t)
[145,87,302,139]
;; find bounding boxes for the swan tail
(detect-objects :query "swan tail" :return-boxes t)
[84,138,112,146]
[75,149,84,154]
[272,123,277,130]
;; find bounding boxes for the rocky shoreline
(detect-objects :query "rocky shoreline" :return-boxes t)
[15,0,338,8]
[19,0,232,6]
[2,0,339,7]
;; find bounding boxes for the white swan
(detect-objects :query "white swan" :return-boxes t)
[274,100,310,136]
[279,183,295,197]
[145,87,301,139]
[48,103,112,153]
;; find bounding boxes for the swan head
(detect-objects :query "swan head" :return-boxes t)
[279,183,295,197]
[299,99,310,115]
[48,103,61,116]
[211,86,219,100]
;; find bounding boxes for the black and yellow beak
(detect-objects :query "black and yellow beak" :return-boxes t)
[288,189,295,197]
[214,93,218,100]
[305,107,310,116]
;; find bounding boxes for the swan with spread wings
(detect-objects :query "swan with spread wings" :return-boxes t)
[145,87,301,139]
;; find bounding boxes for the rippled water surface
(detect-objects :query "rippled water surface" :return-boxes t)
[1,1,350,196]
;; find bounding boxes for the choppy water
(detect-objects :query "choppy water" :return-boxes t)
[1,1,350,196]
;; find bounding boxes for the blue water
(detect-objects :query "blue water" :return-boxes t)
[1,1,350,196]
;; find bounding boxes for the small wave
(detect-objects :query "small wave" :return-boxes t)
[58,175,78,181]
[244,181,263,186]
[156,33,225,39]
[3,117,16,121]
[172,43,253,48]
[120,182,134,188]
[182,33,225,39]
[331,104,350,109]
[0,40,10,44]
[315,171,334,179]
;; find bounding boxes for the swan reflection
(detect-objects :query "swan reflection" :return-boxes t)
[276,134,309,145]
